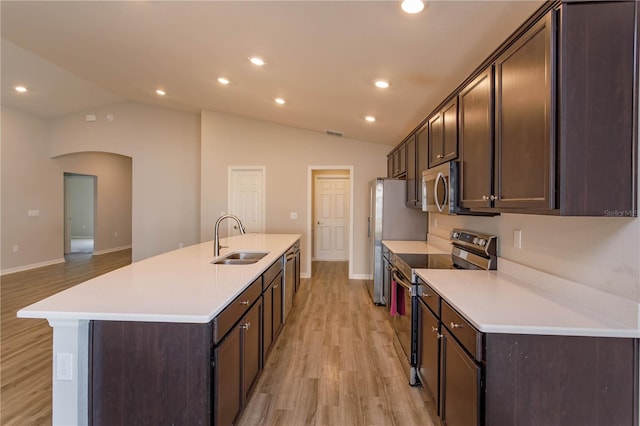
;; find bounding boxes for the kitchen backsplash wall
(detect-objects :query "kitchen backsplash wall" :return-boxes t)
[429,213,640,302]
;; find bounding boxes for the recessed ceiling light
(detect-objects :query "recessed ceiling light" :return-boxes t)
[155,89,166,96]
[365,115,376,122]
[374,80,391,89]
[401,0,425,14]
[14,86,28,93]
[249,56,266,66]
[275,98,286,105]
[217,77,230,85]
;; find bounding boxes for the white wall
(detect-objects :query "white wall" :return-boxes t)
[200,110,389,277]
[429,213,640,302]
[48,102,201,261]
[1,107,64,270]
[56,152,133,253]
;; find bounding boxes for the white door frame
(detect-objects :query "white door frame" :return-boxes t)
[307,166,354,279]
[227,166,266,233]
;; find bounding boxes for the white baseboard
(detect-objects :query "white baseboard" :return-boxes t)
[93,245,132,256]
[1,258,66,276]
[349,273,370,280]
[301,272,311,279]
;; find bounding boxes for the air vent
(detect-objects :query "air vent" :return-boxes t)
[325,129,343,137]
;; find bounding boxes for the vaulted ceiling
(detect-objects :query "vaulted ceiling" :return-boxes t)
[1,1,543,145]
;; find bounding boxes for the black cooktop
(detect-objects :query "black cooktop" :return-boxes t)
[395,253,455,270]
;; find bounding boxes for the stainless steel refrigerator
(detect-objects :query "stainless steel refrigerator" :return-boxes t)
[367,178,427,305]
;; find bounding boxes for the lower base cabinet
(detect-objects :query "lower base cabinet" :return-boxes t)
[417,280,639,426]
[214,298,263,426]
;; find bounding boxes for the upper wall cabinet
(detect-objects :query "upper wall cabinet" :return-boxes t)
[461,1,637,216]
[388,143,407,178]
[428,98,458,169]
[493,11,553,211]
[459,67,494,210]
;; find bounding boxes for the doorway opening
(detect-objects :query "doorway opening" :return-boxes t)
[64,173,96,255]
[308,166,354,279]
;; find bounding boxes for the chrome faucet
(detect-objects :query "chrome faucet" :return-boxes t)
[214,214,246,257]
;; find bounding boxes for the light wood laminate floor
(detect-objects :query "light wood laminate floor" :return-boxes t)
[1,255,436,426]
[238,261,436,426]
[1,250,132,425]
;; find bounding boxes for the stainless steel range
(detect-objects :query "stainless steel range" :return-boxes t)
[390,229,497,385]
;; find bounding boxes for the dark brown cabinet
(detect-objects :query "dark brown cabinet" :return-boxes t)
[429,98,458,169]
[493,11,554,211]
[459,67,494,210]
[263,270,283,360]
[440,328,481,426]
[241,300,262,403]
[417,297,440,410]
[214,324,242,426]
[388,143,407,178]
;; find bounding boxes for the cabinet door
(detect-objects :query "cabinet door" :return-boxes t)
[418,301,440,412]
[440,329,481,426]
[387,155,394,178]
[241,299,262,403]
[398,143,407,176]
[214,325,242,426]
[428,113,443,169]
[273,272,284,337]
[494,11,554,210]
[405,135,418,207]
[441,98,458,163]
[459,68,494,209]
[263,283,274,360]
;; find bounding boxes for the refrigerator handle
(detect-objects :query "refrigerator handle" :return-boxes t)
[367,217,371,238]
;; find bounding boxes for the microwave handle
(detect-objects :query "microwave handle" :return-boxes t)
[434,172,447,212]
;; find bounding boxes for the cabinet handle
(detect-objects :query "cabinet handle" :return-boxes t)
[450,322,463,329]
[437,154,443,159]
[421,292,430,298]
[437,333,443,339]
[490,195,496,201]
[273,284,279,289]
[431,326,438,332]
[482,195,496,202]
[241,322,251,330]
[239,299,251,305]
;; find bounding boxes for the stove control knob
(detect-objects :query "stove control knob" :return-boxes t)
[478,239,486,246]
[451,232,460,239]
[473,237,479,244]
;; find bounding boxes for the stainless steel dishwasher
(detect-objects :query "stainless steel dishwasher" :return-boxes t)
[283,242,299,322]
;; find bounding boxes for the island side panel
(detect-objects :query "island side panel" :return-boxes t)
[484,333,639,426]
[90,320,212,426]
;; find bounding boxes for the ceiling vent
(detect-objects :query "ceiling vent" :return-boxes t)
[325,129,343,137]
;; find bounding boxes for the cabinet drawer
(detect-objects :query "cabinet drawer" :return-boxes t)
[417,280,440,317]
[441,300,482,361]
[262,258,283,291]
[213,277,262,344]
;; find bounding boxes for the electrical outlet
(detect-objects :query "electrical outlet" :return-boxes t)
[434,217,439,228]
[513,229,522,249]
[12,245,19,253]
[114,231,118,237]
[56,353,73,381]
[178,242,184,249]
[290,212,298,220]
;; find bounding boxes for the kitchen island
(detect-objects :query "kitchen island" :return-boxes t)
[18,233,300,426]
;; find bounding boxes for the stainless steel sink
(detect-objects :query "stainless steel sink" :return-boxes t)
[211,251,269,265]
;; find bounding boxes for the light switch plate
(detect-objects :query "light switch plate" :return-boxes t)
[28,209,40,217]
[513,229,522,249]
[290,212,298,220]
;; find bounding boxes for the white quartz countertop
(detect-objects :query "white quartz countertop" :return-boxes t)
[416,261,640,338]
[18,234,300,324]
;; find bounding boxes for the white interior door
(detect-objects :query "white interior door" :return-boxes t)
[315,177,349,260]
[229,167,265,234]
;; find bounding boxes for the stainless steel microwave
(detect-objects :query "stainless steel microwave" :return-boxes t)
[421,161,461,214]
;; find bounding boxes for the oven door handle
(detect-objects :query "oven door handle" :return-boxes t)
[392,270,413,292]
